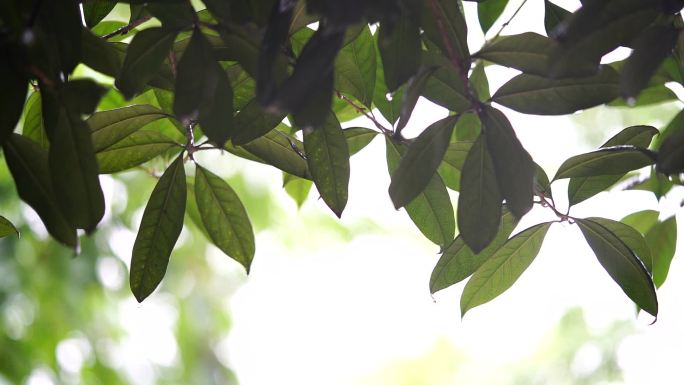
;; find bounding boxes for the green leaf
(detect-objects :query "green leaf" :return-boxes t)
[478,0,508,34]
[81,28,125,77]
[386,138,455,247]
[116,27,178,99]
[343,127,377,156]
[544,0,571,36]
[437,141,473,191]
[22,92,49,149]
[283,174,313,208]
[455,112,481,141]
[378,15,421,91]
[0,216,18,238]
[422,0,470,63]
[554,146,656,180]
[396,67,437,133]
[621,25,679,101]
[587,217,652,272]
[461,222,551,316]
[549,0,661,77]
[230,99,286,146]
[389,115,458,209]
[334,25,376,108]
[195,165,255,271]
[303,114,350,217]
[657,128,684,175]
[83,0,116,28]
[2,134,77,248]
[88,105,168,152]
[609,84,678,108]
[173,29,234,147]
[257,1,295,104]
[568,125,658,205]
[621,210,659,235]
[480,106,534,218]
[130,155,187,302]
[373,43,404,125]
[458,135,502,253]
[577,218,658,316]
[534,163,553,200]
[96,130,180,174]
[48,108,105,232]
[470,62,490,101]
[474,32,555,77]
[0,53,27,144]
[421,52,471,112]
[645,216,677,288]
[146,2,195,28]
[431,207,519,293]
[493,65,620,115]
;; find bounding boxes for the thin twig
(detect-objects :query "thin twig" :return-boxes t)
[102,16,151,40]
[335,91,392,135]
[492,0,529,40]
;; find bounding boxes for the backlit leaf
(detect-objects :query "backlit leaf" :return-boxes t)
[478,0,508,34]
[88,105,168,152]
[475,32,554,77]
[230,99,286,145]
[344,127,377,156]
[421,52,471,111]
[587,217,652,272]
[96,130,180,174]
[645,216,677,288]
[555,146,656,180]
[0,216,18,238]
[335,25,376,108]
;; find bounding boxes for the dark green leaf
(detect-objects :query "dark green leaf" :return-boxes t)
[458,135,502,253]
[231,99,286,145]
[173,29,234,146]
[544,0,571,36]
[0,216,18,238]
[461,222,551,316]
[621,209,659,235]
[555,146,656,180]
[474,32,555,77]
[378,15,421,91]
[396,67,437,133]
[493,65,620,115]
[344,127,377,155]
[386,138,455,247]
[130,155,187,302]
[587,217,652,272]
[420,52,471,111]
[568,125,658,205]
[621,24,679,101]
[534,163,553,199]
[81,28,125,77]
[373,34,404,125]
[84,0,116,28]
[480,106,534,218]
[60,79,107,115]
[96,130,180,174]
[88,105,168,152]
[3,134,77,247]
[257,0,295,104]
[655,107,684,149]
[657,128,684,175]
[146,3,195,28]
[422,0,470,64]
[116,27,178,99]
[431,208,519,293]
[303,115,350,217]
[478,0,508,34]
[0,52,27,144]
[195,165,255,271]
[335,25,376,108]
[646,216,677,288]
[577,218,658,316]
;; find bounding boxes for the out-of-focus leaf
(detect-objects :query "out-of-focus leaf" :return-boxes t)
[88,105,168,152]
[84,0,116,28]
[0,52,27,144]
[478,0,508,34]
[431,208,519,293]
[645,216,677,288]
[96,130,180,174]
[195,165,255,271]
[474,32,554,77]
[0,216,18,238]
[587,217,652,272]
[3,134,77,248]
[231,99,286,145]
[283,174,313,208]
[335,25,376,108]
[116,27,178,99]
[422,0,470,63]
[577,218,658,317]
[389,115,457,209]
[343,127,377,155]
[257,0,295,103]
[621,209,659,235]
[461,222,551,316]
[493,66,620,115]
[386,138,454,248]
[303,114,350,217]
[609,84,678,108]
[480,106,534,218]
[378,15,421,91]
[146,2,195,28]
[544,0,571,36]
[458,135,502,253]
[657,129,684,175]
[130,155,187,302]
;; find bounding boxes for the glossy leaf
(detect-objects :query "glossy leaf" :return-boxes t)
[2,134,77,248]
[303,115,350,217]
[458,135,502,253]
[343,127,377,156]
[88,105,168,152]
[389,115,458,209]
[378,15,421,91]
[431,208,519,293]
[577,218,658,316]
[461,222,551,316]
[230,99,286,146]
[0,216,18,238]
[478,0,508,34]
[130,155,187,302]
[587,217,652,272]
[386,138,455,248]
[493,66,620,115]
[195,165,255,271]
[480,106,534,218]
[335,25,376,108]
[96,130,180,174]
[544,0,571,36]
[422,0,470,63]
[116,27,178,99]
[646,216,677,288]
[474,32,554,77]
[555,146,656,180]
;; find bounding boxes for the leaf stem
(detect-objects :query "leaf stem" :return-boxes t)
[536,193,573,222]
[491,0,529,40]
[335,91,392,135]
[102,16,151,40]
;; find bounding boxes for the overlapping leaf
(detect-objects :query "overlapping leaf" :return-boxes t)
[555,146,655,180]
[88,105,168,152]
[645,216,677,288]
[475,32,554,77]
[96,130,180,174]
